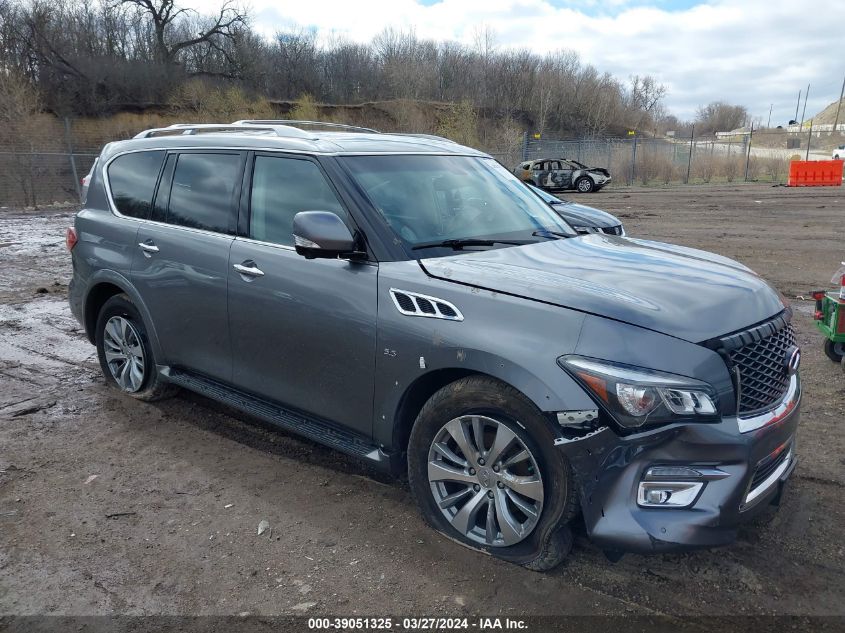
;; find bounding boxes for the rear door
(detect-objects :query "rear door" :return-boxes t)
[557,161,576,189]
[227,153,378,435]
[131,150,245,382]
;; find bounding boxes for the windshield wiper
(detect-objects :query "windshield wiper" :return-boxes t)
[411,238,531,251]
[532,229,572,239]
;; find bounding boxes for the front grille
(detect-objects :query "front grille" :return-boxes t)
[726,320,797,415]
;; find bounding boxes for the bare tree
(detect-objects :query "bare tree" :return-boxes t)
[115,0,246,65]
[695,101,748,136]
[0,2,671,135]
[0,69,43,205]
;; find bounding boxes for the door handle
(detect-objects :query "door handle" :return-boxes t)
[138,241,159,254]
[233,262,265,278]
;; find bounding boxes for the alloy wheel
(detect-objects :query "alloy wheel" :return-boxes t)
[103,316,145,392]
[427,415,544,547]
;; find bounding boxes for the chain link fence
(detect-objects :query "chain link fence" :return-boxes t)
[1,115,108,209]
[2,116,844,209]
[520,127,844,187]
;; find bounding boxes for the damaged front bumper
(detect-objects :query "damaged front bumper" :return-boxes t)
[555,375,800,554]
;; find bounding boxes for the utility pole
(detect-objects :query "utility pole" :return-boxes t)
[745,122,754,181]
[832,73,845,134]
[767,104,773,128]
[806,120,813,161]
[685,125,694,184]
[794,90,801,122]
[799,84,810,129]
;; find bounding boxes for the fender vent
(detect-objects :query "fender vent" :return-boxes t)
[389,289,464,321]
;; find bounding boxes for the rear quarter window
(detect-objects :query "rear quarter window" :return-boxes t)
[107,151,166,218]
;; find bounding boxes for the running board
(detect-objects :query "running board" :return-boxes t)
[163,368,398,472]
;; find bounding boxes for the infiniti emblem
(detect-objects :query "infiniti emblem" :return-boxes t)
[785,346,801,376]
[477,468,492,488]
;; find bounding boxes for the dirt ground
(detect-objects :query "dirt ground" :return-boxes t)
[1,183,844,619]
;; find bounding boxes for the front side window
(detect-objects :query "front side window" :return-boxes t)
[107,151,165,218]
[167,153,242,233]
[341,155,575,256]
[249,155,346,247]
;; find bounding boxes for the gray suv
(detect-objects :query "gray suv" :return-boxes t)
[68,121,800,570]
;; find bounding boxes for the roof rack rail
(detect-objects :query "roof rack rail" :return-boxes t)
[394,133,458,144]
[233,119,380,134]
[133,123,318,140]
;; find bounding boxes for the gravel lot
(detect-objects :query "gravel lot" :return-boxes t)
[1,184,844,619]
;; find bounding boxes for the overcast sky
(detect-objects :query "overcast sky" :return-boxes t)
[208,0,843,124]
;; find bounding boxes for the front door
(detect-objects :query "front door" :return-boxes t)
[227,154,378,435]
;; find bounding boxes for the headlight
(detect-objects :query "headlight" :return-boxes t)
[558,356,719,429]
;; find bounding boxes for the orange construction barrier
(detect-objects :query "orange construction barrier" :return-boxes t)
[787,159,844,187]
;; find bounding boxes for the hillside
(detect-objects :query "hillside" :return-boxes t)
[812,96,845,125]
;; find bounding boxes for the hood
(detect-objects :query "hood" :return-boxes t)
[420,234,786,343]
[552,201,621,229]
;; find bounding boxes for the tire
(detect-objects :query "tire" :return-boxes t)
[824,339,845,363]
[95,293,177,401]
[407,376,579,571]
[575,176,594,193]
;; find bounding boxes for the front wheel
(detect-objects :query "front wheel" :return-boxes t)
[407,376,578,571]
[824,339,845,363]
[575,176,594,193]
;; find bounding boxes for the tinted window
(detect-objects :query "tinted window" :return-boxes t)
[249,156,346,246]
[107,151,165,218]
[167,153,241,233]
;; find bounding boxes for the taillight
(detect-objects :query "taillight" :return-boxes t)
[812,289,826,316]
[66,227,78,251]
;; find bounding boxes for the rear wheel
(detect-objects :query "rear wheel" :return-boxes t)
[95,294,176,401]
[408,376,578,571]
[824,339,845,363]
[575,176,594,193]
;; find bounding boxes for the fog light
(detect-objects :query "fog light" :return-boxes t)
[645,489,671,505]
[637,481,703,508]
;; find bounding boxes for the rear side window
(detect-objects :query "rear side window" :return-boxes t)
[249,156,346,247]
[167,153,242,233]
[107,151,165,218]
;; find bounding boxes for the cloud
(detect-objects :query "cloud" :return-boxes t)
[193,0,844,124]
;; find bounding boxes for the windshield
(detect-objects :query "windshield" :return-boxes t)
[341,155,576,255]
